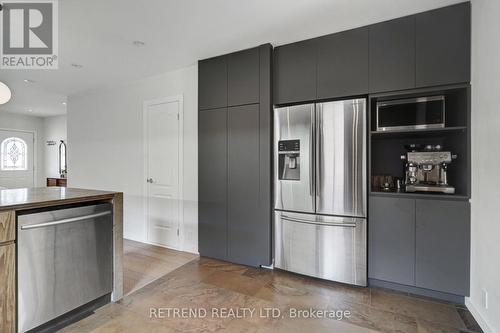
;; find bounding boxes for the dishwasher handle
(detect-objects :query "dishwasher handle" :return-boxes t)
[20,211,112,230]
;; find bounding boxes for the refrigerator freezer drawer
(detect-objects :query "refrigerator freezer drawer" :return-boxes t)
[274,211,367,286]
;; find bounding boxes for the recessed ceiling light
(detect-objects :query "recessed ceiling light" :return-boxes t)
[132,40,145,47]
[23,79,35,83]
[70,63,83,69]
[61,102,67,106]
[0,82,11,105]
[27,108,33,112]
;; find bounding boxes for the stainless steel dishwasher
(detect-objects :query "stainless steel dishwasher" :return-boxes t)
[17,203,113,332]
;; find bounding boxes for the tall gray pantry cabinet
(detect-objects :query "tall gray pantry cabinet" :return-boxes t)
[198,44,272,267]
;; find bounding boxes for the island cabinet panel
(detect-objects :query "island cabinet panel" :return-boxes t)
[317,27,369,99]
[0,211,15,243]
[273,39,317,105]
[415,199,470,296]
[0,243,15,333]
[228,104,261,265]
[228,48,260,106]
[369,197,416,286]
[416,2,471,87]
[369,16,416,93]
[198,108,228,261]
[198,56,228,110]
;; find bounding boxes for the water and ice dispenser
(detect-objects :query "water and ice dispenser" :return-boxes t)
[278,140,300,180]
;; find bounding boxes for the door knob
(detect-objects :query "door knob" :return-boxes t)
[147,178,154,183]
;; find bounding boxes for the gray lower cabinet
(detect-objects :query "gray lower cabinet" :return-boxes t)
[369,16,416,93]
[198,56,227,110]
[317,27,369,99]
[416,2,471,87]
[273,39,317,105]
[415,199,470,295]
[227,104,263,266]
[369,196,415,285]
[198,108,228,260]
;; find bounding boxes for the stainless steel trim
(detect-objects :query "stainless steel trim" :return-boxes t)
[20,211,111,230]
[281,215,357,228]
[375,95,446,132]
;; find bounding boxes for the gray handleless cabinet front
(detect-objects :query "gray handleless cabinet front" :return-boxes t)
[228,48,260,106]
[228,104,263,266]
[369,196,416,286]
[198,108,228,261]
[199,56,228,110]
[415,199,470,296]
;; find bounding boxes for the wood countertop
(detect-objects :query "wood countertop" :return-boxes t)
[0,187,119,211]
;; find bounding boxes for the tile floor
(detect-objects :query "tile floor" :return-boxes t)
[62,242,482,333]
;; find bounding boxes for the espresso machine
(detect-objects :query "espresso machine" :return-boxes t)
[401,145,457,194]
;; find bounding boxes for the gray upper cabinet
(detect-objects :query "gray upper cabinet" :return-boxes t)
[228,104,262,266]
[369,16,416,93]
[415,199,470,296]
[416,2,471,87]
[273,39,317,105]
[369,196,416,286]
[228,48,260,106]
[199,56,227,110]
[317,28,369,99]
[198,108,228,261]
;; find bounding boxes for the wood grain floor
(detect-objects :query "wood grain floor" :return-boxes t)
[61,253,483,333]
[123,239,198,295]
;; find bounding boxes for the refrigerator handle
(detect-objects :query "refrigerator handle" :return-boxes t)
[315,104,322,197]
[309,105,315,197]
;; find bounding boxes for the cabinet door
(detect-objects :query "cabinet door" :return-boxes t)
[228,47,260,106]
[273,40,317,105]
[317,28,369,99]
[0,244,15,333]
[369,196,415,285]
[198,108,227,260]
[416,199,470,296]
[369,16,416,93]
[227,104,264,266]
[416,2,471,87]
[198,56,227,110]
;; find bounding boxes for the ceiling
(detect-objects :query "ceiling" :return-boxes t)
[0,0,464,117]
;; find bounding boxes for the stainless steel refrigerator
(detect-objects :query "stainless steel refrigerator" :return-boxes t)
[274,98,367,286]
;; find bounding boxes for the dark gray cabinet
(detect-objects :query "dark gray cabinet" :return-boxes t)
[369,16,416,93]
[416,199,470,295]
[228,48,260,106]
[198,108,228,260]
[273,39,317,105]
[369,195,470,297]
[317,28,369,99]
[228,104,262,265]
[198,56,227,110]
[198,45,272,267]
[416,2,471,87]
[369,197,415,285]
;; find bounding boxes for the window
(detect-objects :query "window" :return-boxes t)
[1,137,28,171]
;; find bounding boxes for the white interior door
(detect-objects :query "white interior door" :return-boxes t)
[145,98,182,249]
[0,129,35,188]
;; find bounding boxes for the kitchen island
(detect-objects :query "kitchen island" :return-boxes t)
[0,187,123,333]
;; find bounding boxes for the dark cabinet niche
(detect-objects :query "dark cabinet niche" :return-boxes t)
[198,108,228,260]
[369,16,416,93]
[369,196,415,285]
[415,199,470,296]
[416,2,471,87]
[199,56,227,110]
[273,39,317,105]
[317,27,369,99]
[228,48,260,106]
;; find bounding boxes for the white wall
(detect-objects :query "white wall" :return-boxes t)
[68,65,198,253]
[43,115,67,178]
[0,112,45,187]
[468,1,500,332]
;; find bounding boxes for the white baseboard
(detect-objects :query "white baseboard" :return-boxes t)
[465,298,495,333]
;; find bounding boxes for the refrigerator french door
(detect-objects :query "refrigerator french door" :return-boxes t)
[274,98,367,286]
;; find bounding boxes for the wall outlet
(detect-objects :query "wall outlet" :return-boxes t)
[482,288,489,309]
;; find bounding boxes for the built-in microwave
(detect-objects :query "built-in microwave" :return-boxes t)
[376,96,445,132]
